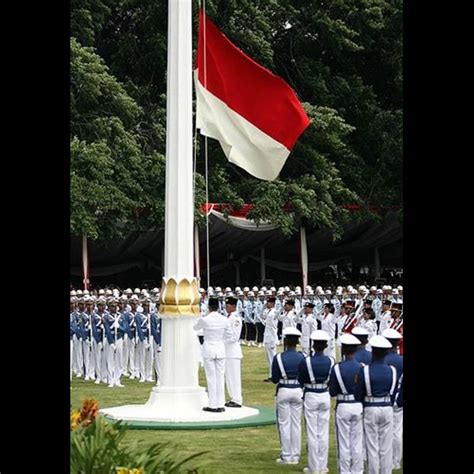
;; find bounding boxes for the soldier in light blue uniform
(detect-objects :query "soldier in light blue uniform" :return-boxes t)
[81,298,96,381]
[254,292,265,348]
[150,308,162,385]
[355,335,398,474]
[329,333,364,474]
[91,299,106,384]
[243,292,255,346]
[298,330,335,474]
[126,299,139,379]
[136,299,154,382]
[72,298,85,378]
[272,327,305,466]
[70,298,78,381]
[103,298,128,387]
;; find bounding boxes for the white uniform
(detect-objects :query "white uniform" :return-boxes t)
[319,313,336,359]
[262,307,279,377]
[379,310,392,335]
[194,311,230,409]
[224,310,243,405]
[298,313,318,355]
[279,309,297,344]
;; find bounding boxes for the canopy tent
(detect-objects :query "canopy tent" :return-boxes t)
[70,204,402,287]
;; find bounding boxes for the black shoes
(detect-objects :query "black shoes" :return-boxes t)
[263,378,272,383]
[202,407,226,412]
[225,401,242,408]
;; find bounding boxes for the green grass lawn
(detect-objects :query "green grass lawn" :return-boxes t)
[71,344,403,473]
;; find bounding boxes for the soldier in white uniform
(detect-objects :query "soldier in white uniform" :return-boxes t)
[298,302,318,355]
[318,303,336,359]
[262,296,279,381]
[224,296,243,407]
[279,299,297,345]
[194,297,231,412]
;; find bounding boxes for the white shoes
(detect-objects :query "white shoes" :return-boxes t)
[115,383,124,388]
[107,383,114,388]
[275,457,298,465]
[94,380,101,385]
[139,379,145,383]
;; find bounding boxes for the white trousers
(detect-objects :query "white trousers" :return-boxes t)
[364,406,394,474]
[128,337,138,377]
[92,340,103,382]
[122,333,129,374]
[392,407,403,468]
[304,391,331,472]
[73,336,83,375]
[276,387,303,462]
[82,340,95,380]
[264,343,276,377]
[335,402,364,474]
[225,358,242,404]
[301,337,311,356]
[106,338,124,385]
[137,340,153,381]
[323,339,336,359]
[203,357,225,409]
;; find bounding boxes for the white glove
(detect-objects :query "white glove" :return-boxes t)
[98,342,103,351]
[86,340,92,347]
[144,341,151,350]
[111,343,116,351]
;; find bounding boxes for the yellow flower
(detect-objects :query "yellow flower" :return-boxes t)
[70,410,81,431]
[80,398,99,426]
[129,469,144,474]
[115,468,129,474]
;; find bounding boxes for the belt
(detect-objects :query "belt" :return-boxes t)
[304,383,328,389]
[364,396,391,403]
[337,394,356,401]
[279,379,300,385]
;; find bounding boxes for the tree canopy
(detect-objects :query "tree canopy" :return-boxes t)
[71,0,402,241]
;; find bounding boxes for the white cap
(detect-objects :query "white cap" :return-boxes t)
[120,295,128,302]
[225,287,232,292]
[247,291,254,297]
[106,289,113,296]
[376,289,383,294]
[266,290,272,295]
[358,285,366,291]
[257,291,264,296]
[199,288,205,293]
[397,285,403,291]
[310,329,330,341]
[386,285,392,291]
[76,290,83,295]
[369,335,392,349]
[350,289,357,295]
[141,289,147,294]
[215,286,222,292]
[134,288,141,294]
[325,289,332,295]
[70,290,77,296]
[277,290,284,296]
[208,286,214,292]
[382,328,402,339]
[270,287,276,292]
[113,289,120,296]
[98,289,105,295]
[351,327,369,336]
[125,288,132,294]
[243,287,250,292]
[295,289,302,294]
[316,289,324,295]
[284,286,290,292]
[316,286,323,291]
[370,286,377,291]
[152,287,160,293]
[307,289,314,295]
[289,290,295,296]
[83,290,90,295]
[336,289,342,295]
[283,327,302,337]
[252,286,259,292]
[392,289,399,295]
[261,286,267,291]
[295,286,301,290]
[235,286,242,292]
[340,334,362,345]
[237,290,244,296]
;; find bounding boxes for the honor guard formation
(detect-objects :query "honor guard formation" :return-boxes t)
[71,283,404,472]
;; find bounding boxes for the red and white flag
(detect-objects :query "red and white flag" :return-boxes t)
[195,10,310,181]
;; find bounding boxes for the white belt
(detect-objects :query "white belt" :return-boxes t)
[364,396,391,403]
[279,379,300,385]
[337,394,356,401]
[304,383,328,389]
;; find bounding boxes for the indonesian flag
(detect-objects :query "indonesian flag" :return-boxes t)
[195,10,311,181]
